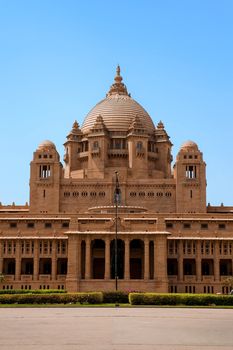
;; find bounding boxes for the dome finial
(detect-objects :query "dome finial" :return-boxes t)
[114,64,123,84]
[107,65,129,97]
[117,65,120,75]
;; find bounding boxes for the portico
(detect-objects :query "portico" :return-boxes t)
[66,231,169,292]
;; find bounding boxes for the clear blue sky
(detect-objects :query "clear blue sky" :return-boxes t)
[0,0,232,206]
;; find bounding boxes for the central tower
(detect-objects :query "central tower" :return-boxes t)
[63,66,173,181]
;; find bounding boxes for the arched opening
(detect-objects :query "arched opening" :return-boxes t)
[130,239,144,279]
[202,259,214,276]
[92,239,105,279]
[110,239,125,279]
[21,258,33,275]
[183,259,196,275]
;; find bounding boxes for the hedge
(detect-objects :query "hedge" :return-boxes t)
[102,291,129,303]
[0,292,103,304]
[129,293,233,306]
[0,289,67,295]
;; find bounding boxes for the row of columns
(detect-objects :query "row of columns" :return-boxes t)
[0,240,58,281]
[0,235,168,284]
[87,236,148,280]
[1,238,231,283]
[177,240,227,281]
[67,234,168,281]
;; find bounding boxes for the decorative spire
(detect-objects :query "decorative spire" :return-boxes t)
[70,120,82,135]
[66,120,82,141]
[91,114,108,134]
[107,65,130,97]
[72,120,80,130]
[128,114,145,135]
[157,120,164,129]
[155,120,171,144]
[115,65,122,83]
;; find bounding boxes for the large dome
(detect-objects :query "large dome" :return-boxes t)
[81,66,155,134]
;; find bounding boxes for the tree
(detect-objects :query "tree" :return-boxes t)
[223,276,233,291]
[0,273,5,284]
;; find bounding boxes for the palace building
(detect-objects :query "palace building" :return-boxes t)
[0,66,233,294]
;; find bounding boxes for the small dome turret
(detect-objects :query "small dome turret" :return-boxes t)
[37,140,56,151]
[180,140,198,151]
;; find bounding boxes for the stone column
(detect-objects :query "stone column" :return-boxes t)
[105,237,111,280]
[154,234,168,292]
[0,240,3,274]
[15,239,21,281]
[85,236,91,279]
[144,237,150,280]
[66,234,78,292]
[124,238,130,280]
[33,240,39,281]
[77,237,81,280]
[196,240,202,282]
[178,240,183,281]
[51,240,57,281]
[214,240,220,282]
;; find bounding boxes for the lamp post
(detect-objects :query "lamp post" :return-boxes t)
[114,171,120,292]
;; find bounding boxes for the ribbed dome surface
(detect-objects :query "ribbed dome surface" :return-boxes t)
[37,140,56,150]
[82,94,155,134]
[180,140,199,151]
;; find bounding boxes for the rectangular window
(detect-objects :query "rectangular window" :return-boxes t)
[10,222,17,228]
[45,222,52,228]
[27,222,34,228]
[205,241,210,254]
[115,139,122,149]
[7,242,12,254]
[187,242,192,254]
[218,223,226,230]
[61,241,66,254]
[62,222,69,228]
[223,243,228,255]
[39,165,51,178]
[183,223,191,229]
[201,223,208,230]
[168,241,174,255]
[185,165,197,179]
[166,223,173,229]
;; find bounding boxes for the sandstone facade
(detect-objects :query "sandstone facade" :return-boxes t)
[0,67,232,294]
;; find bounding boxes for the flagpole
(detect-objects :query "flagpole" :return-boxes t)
[115,171,119,292]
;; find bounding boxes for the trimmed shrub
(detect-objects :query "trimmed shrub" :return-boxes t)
[129,293,233,306]
[0,292,103,305]
[0,289,67,295]
[102,291,129,304]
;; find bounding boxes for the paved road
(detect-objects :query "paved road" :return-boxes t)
[0,307,233,349]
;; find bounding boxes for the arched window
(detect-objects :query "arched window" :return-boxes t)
[93,141,99,150]
[136,141,143,151]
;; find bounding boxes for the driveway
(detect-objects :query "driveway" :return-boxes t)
[0,307,233,349]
